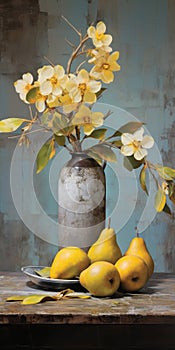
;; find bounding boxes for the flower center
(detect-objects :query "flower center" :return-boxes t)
[96,32,104,40]
[50,77,58,85]
[79,83,87,95]
[132,140,141,150]
[102,63,110,70]
[83,115,91,124]
[25,84,32,92]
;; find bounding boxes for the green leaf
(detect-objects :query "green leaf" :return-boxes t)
[0,118,27,133]
[123,156,143,171]
[157,166,175,180]
[89,145,117,162]
[26,87,39,103]
[86,150,103,166]
[107,122,144,140]
[36,138,55,173]
[110,140,122,148]
[88,128,107,140]
[22,295,56,305]
[35,267,50,278]
[139,166,148,195]
[154,188,166,212]
[119,121,144,134]
[54,134,65,146]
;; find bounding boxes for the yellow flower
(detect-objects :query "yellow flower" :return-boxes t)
[37,65,68,97]
[120,127,154,161]
[66,69,101,104]
[71,104,104,135]
[90,51,120,84]
[87,21,112,49]
[14,73,34,102]
[60,94,79,114]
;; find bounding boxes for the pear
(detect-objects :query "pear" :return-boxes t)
[115,255,149,292]
[88,219,122,264]
[124,231,154,278]
[50,246,90,279]
[80,261,120,297]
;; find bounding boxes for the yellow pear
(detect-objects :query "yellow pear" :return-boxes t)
[115,255,149,292]
[50,246,90,279]
[88,220,122,264]
[80,261,120,297]
[124,233,154,278]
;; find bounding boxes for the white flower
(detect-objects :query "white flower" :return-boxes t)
[87,21,112,49]
[14,73,33,102]
[120,127,154,161]
[37,65,68,97]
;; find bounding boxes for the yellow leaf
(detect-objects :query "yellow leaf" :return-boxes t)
[6,295,27,302]
[139,165,148,195]
[154,188,166,212]
[35,267,50,278]
[22,295,56,305]
[0,118,27,133]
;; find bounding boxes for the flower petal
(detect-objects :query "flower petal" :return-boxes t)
[91,112,104,127]
[52,85,62,96]
[96,21,106,34]
[54,65,65,79]
[134,148,147,160]
[102,34,112,46]
[14,80,27,93]
[22,73,33,84]
[83,124,94,135]
[121,133,135,145]
[40,81,52,95]
[87,26,95,38]
[88,80,101,93]
[141,135,154,149]
[83,91,96,103]
[38,65,54,83]
[101,70,114,83]
[133,127,144,141]
[121,145,134,157]
[35,100,46,112]
[78,69,89,83]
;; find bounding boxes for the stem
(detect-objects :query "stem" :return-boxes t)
[135,226,139,237]
[8,127,45,139]
[61,15,81,37]
[66,34,89,74]
[108,217,111,229]
[146,160,159,188]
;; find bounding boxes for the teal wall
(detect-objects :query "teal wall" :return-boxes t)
[0,0,175,271]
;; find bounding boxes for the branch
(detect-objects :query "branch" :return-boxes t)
[66,34,89,74]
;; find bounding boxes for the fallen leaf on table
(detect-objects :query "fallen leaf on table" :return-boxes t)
[6,288,91,305]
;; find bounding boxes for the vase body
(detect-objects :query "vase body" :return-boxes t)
[58,152,106,250]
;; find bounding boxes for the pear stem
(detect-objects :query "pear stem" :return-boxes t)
[135,226,139,237]
[108,217,111,229]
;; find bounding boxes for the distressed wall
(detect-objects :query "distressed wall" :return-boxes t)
[0,0,175,271]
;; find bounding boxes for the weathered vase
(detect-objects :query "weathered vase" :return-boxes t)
[58,152,106,251]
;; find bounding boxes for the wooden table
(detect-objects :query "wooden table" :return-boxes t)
[0,272,175,349]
